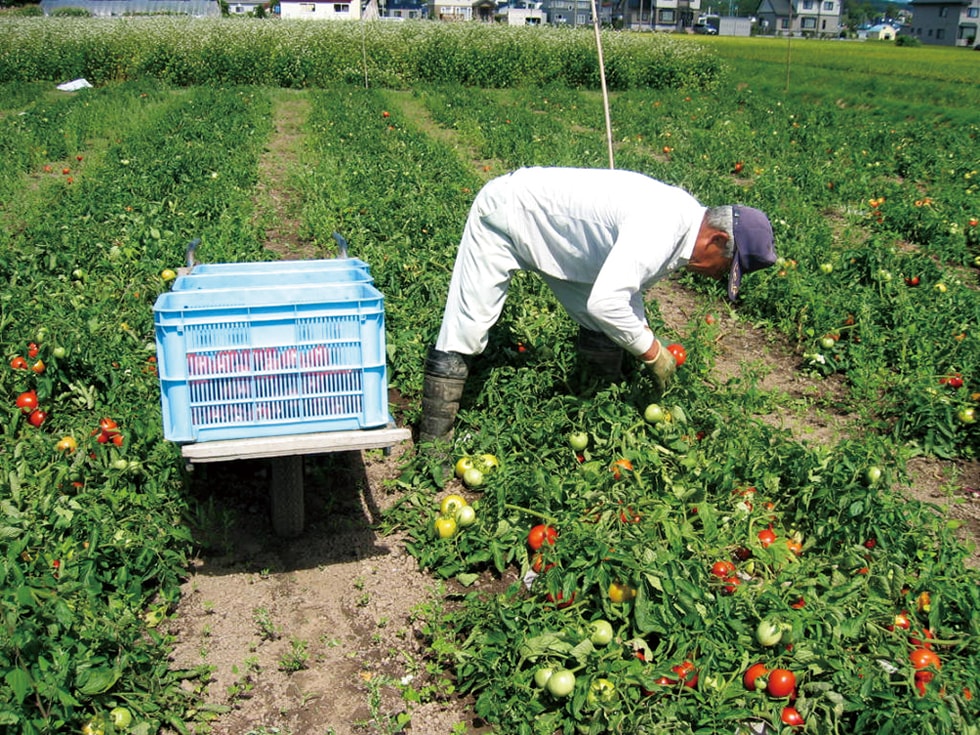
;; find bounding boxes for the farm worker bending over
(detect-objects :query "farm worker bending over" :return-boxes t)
[419,166,777,444]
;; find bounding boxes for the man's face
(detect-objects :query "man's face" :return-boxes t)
[688,229,733,280]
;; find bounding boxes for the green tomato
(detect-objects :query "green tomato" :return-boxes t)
[454,456,475,479]
[434,516,457,539]
[440,493,467,517]
[587,677,617,705]
[110,707,133,729]
[643,403,666,423]
[462,467,484,488]
[756,619,784,647]
[569,431,589,452]
[865,466,883,484]
[820,337,836,350]
[589,619,614,646]
[546,668,576,697]
[455,504,477,527]
[958,407,976,424]
[533,667,554,688]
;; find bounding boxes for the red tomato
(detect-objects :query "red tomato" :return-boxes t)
[781,706,804,727]
[545,590,575,608]
[27,342,39,358]
[910,647,941,672]
[758,527,777,547]
[671,660,698,688]
[527,524,558,551]
[766,668,796,698]
[10,356,29,370]
[710,560,736,578]
[16,391,39,414]
[743,663,769,691]
[27,409,48,428]
[666,343,687,367]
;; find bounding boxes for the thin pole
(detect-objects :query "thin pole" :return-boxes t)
[589,0,615,169]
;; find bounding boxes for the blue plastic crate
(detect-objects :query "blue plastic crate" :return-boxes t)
[154,281,389,444]
[187,258,372,277]
[171,263,374,292]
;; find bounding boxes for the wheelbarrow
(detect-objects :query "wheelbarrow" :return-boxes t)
[153,235,411,537]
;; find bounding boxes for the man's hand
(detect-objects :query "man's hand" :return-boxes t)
[642,339,676,394]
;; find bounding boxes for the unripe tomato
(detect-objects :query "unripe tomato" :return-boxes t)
[568,431,589,451]
[455,504,477,527]
[587,677,617,705]
[478,453,500,472]
[462,467,484,488]
[545,668,576,697]
[766,668,796,698]
[533,667,553,688]
[608,581,637,603]
[440,494,467,517]
[110,706,133,729]
[454,456,475,479]
[434,516,457,539]
[161,268,177,281]
[643,403,666,423]
[756,619,784,647]
[56,436,78,453]
[865,465,883,484]
[589,619,614,646]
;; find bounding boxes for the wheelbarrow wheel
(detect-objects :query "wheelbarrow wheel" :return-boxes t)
[270,455,304,538]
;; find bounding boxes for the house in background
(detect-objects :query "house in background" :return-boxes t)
[756,0,842,36]
[613,0,700,31]
[426,0,472,18]
[494,2,546,24]
[905,0,979,46]
[278,0,361,18]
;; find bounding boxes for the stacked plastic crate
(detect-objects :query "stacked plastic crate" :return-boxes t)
[153,259,390,444]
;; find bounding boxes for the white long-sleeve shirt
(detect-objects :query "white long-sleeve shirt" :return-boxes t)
[435,167,705,358]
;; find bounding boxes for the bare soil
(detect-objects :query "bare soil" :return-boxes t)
[163,92,980,735]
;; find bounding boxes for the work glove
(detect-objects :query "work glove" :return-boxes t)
[642,339,676,394]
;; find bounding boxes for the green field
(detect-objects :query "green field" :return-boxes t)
[1,18,978,735]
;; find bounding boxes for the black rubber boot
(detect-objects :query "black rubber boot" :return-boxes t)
[419,348,471,444]
[576,328,624,382]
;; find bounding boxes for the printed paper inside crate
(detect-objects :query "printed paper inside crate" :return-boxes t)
[154,282,388,443]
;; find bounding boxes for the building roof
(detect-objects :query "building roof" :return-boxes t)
[41,0,220,15]
[757,0,792,16]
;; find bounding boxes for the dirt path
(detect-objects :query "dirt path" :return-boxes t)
[164,90,980,735]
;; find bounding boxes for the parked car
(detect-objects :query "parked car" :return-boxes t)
[693,23,718,34]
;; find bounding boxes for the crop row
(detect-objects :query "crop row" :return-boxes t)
[0,17,721,90]
[0,83,273,733]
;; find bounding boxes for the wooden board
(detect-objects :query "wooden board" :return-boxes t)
[180,426,412,463]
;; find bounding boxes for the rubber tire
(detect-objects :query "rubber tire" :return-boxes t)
[270,455,304,538]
